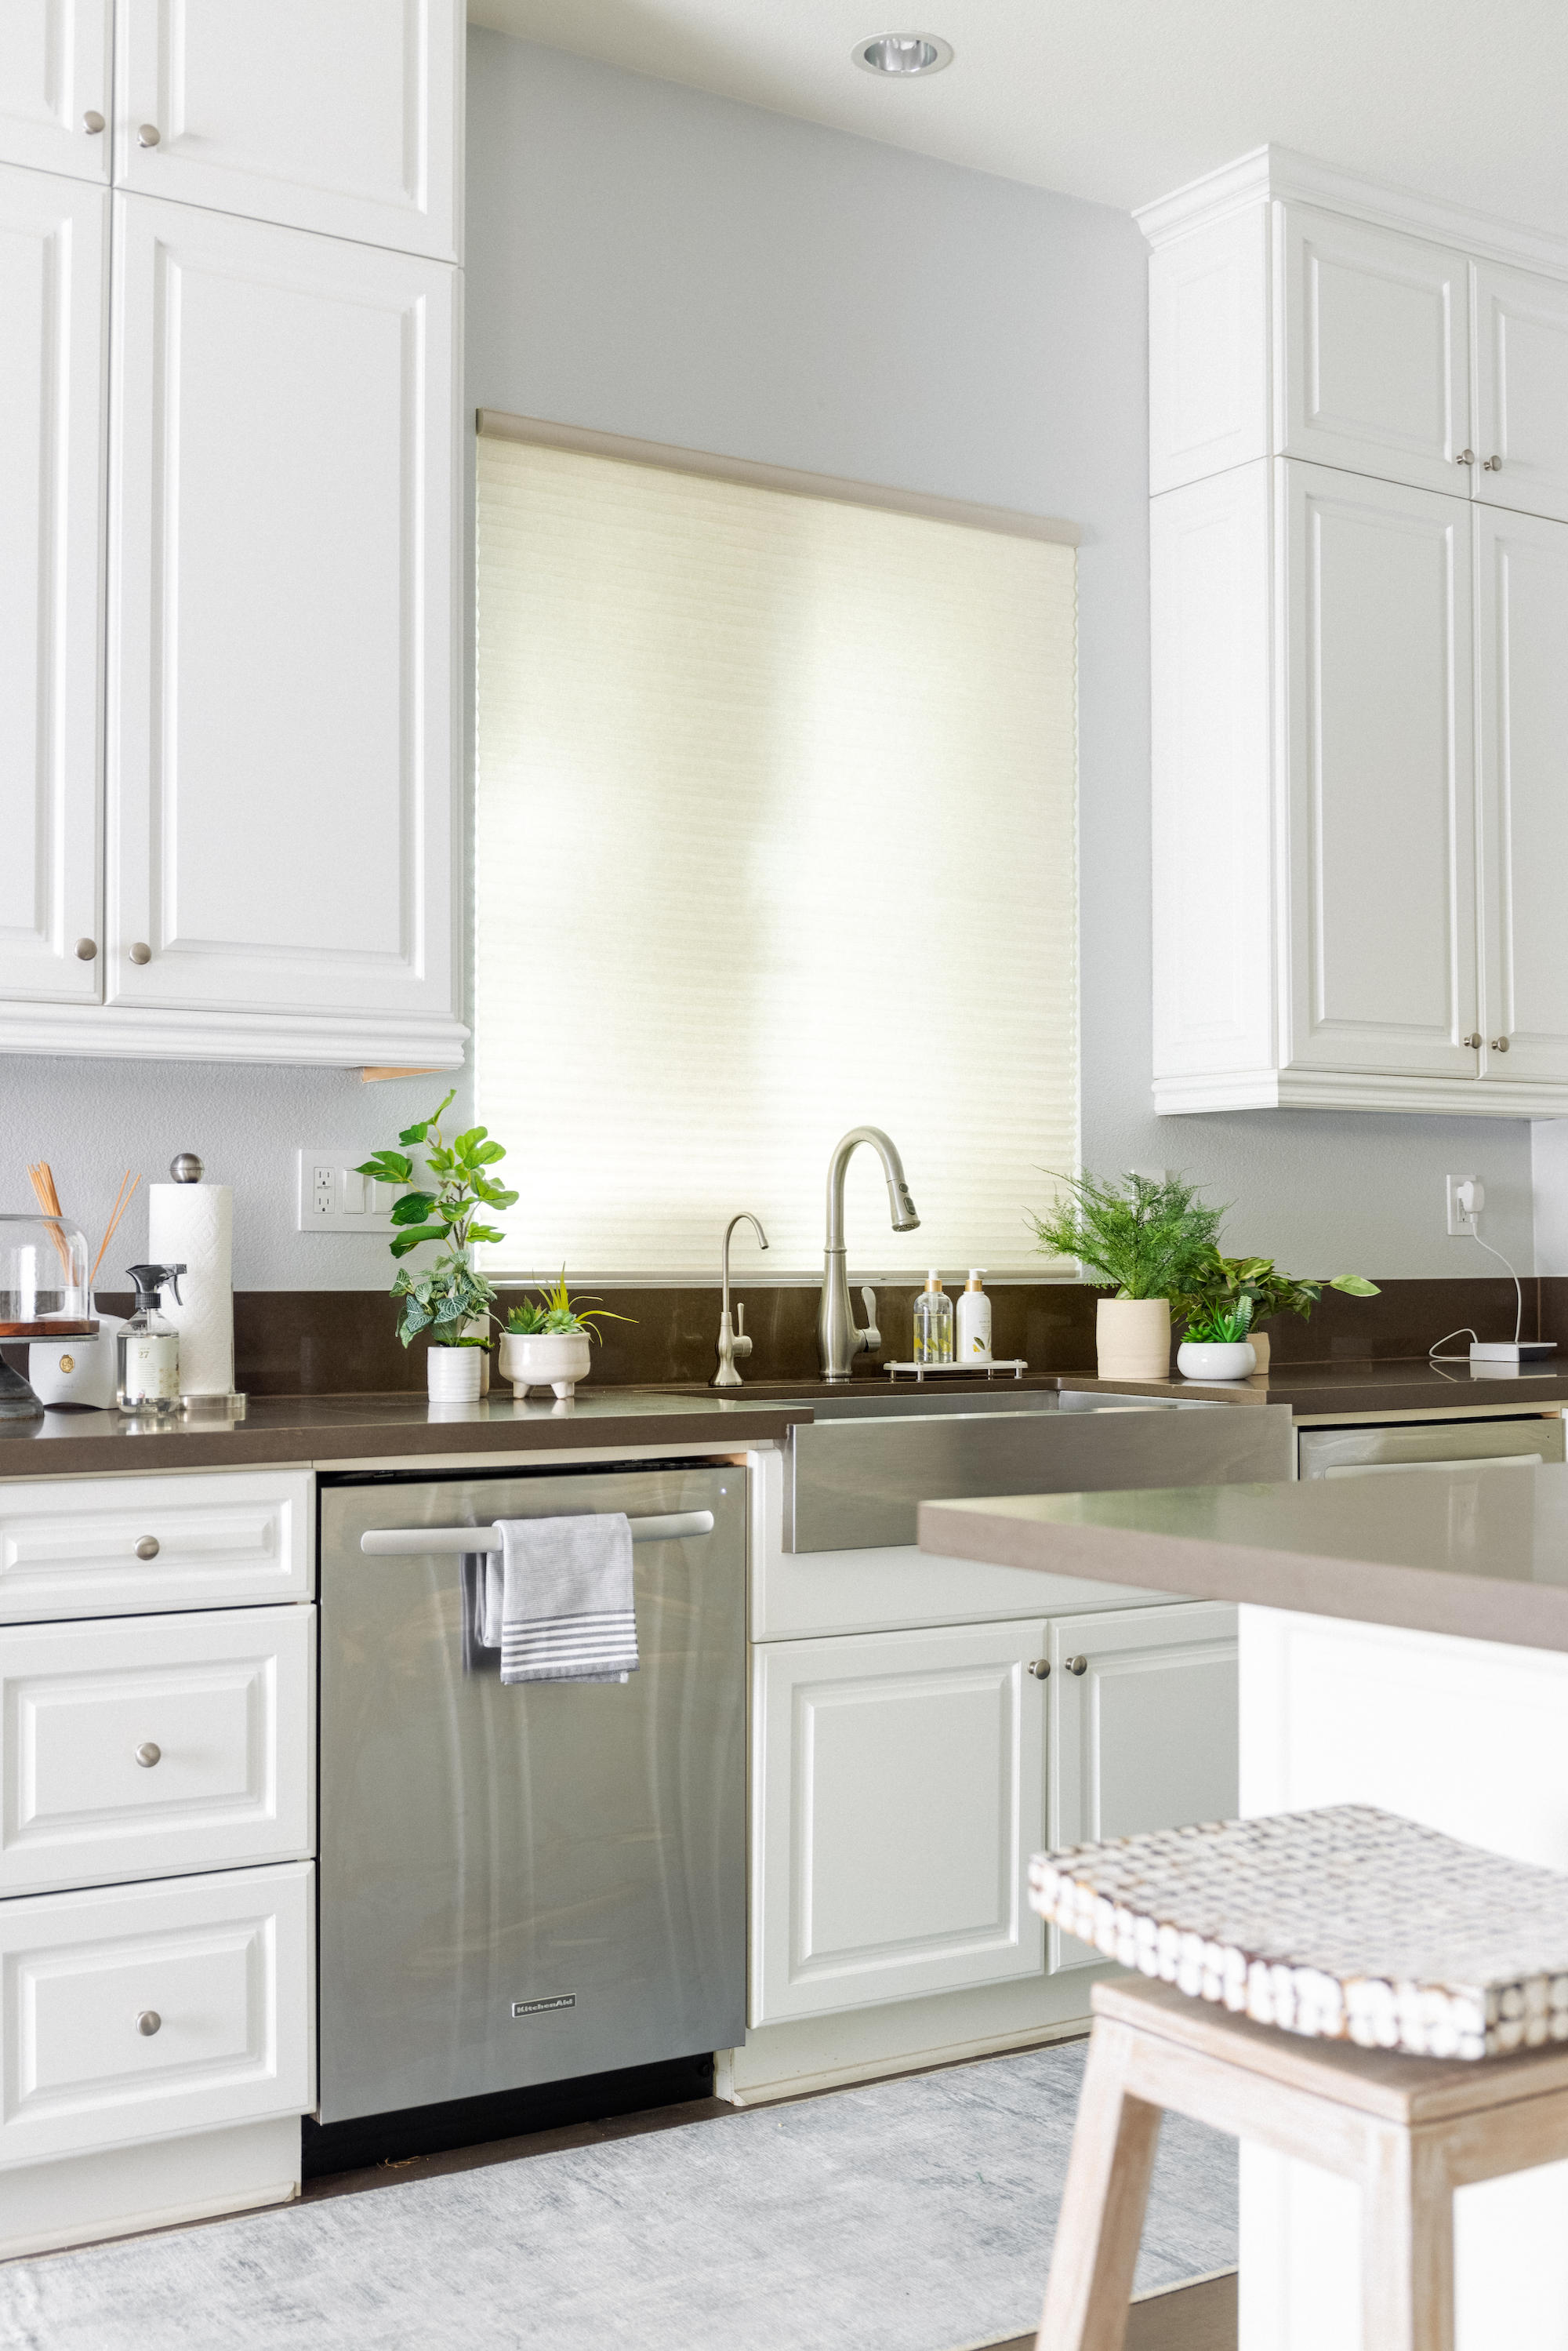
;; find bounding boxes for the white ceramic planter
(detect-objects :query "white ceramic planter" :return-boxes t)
[499,1331,592,1401]
[1176,1340,1258,1382]
[1096,1297,1171,1381]
[427,1344,483,1403]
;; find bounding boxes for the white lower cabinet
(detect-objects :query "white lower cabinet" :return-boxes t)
[1047,1601,1239,1972]
[0,1859,313,2170]
[0,1605,314,1897]
[751,1619,1048,2023]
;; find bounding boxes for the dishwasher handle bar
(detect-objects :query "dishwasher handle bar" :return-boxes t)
[359,1510,715,1557]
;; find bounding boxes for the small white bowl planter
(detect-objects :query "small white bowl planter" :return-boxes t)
[1176,1340,1258,1382]
[499,1331,592,1401]
[427,1344,483,1404]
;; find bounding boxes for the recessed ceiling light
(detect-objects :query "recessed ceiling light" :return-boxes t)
[851,32,954,77]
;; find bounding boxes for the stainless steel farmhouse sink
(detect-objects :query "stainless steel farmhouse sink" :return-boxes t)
[778,1386,1294,1552]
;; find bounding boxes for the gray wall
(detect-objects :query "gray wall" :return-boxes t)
[0,31,1535,1289]
[466,28,1535,1280]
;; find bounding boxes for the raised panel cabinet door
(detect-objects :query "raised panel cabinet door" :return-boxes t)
[1047,1601,1238,1975]
[1474,263,1568,526]
[0,165,105,1003]
[751,1620,1047,2024]
[114,0,460,258]
[1279,205,1472,493]
[0,0,111,180]
[1147,203,1269,495]
[0,1859,313,2169]
[1281,460,1479,1077]
[0,1604,314,1896]
[1476,508,1568,1085]
[108,197,458,1023]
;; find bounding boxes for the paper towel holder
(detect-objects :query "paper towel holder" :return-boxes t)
[154,1153,248,1419]
[171,1153,203,1183]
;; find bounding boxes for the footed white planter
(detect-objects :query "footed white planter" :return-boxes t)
[500,1332,591,1401]
[1095,1298,1171,1381]
[1176,1340,1258,1381]
[427,1344,482,1403]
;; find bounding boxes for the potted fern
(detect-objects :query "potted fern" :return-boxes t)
[357,1092,517,1403]
[1029,1171,1225,1381]
[499,1274,631,1401]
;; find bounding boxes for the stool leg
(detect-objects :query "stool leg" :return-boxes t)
[1037,2019,1163,2351]
[1360,2124,1454,2351]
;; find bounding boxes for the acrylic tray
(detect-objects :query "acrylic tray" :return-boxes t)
[884,1357,1028,1382]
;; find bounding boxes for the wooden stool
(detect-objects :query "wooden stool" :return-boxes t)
[1039,1973,1568,2351]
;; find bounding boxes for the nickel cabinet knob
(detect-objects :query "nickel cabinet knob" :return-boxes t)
[129,942,152,965]
[1456,449,1475,467]
[136,2010,162,2037]
[1484,454,1504,471]
[136,1741,162,1768]
[75,936,96,961]
[137,123,161,147]
[1027,1658,1051,1680]
[1492,1035,1511,1052]
[1465,1033,1483,1049]
[1065,1654,1088,1676]
[82,111,105,133]
[134,1535,160,1559]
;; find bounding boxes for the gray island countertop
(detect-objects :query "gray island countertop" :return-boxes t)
[920,1463,1568,1655]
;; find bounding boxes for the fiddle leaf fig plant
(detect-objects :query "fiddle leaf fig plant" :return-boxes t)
[357,1091,519,1347]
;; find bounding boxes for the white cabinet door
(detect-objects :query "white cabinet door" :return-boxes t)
[107,195,457,1025]
[752,1619,1047,2023]
[0,1604,314,1895]
[0,1859,312,2169]
[0,0,111,180]
[1476,507,1568,1085]
[1474,263,1568,526]
[1048,1601,1237,1973]
[1282,461,1479,1079]
[0,1469,313,1624]
[1279,205,1472,493]
[0,165,105,1003]
[114,0,460,259]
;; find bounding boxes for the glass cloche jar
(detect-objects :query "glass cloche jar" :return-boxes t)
[0,1213,96,1422]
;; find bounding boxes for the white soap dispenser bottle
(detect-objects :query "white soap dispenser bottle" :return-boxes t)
[956,1270,992,1362]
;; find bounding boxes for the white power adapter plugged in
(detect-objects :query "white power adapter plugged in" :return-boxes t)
[1436,1179,1556,1365]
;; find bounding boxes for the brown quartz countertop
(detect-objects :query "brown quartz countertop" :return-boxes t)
[1052,1357,1568,1417]
[0,1390,811,1476]
[919,1464,1568,1654]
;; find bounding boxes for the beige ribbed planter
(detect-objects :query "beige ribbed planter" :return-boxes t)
[1096,1297,1172,1382]
[1249,1329,1272,1375]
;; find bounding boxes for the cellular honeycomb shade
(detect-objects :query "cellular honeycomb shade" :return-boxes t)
[475,431,1078,1280]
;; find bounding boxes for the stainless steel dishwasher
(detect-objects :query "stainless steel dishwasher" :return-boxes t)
[1298,1415,1566,1477]
[316,1460,746,2129]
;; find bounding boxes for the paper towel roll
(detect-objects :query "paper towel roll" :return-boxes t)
[147,1183,234,1396]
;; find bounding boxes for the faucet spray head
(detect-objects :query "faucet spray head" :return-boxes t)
[889,1180,920,1234]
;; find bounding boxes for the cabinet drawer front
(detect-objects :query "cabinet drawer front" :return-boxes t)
[0,1471,312,1622]
[0,1607,313,1895]
[0,1861,313,2169]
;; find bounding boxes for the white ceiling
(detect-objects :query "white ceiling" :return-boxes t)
[469,0,1568,234]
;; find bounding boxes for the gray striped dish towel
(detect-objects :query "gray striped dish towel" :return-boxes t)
[480,1513,638,1685]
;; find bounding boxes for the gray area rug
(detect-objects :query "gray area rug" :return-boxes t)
[0,2041,1236,2351]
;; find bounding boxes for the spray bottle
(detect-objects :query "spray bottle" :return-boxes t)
[116,1263,187,1413]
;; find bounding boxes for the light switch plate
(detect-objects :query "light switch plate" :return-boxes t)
[297,1149,407,1234]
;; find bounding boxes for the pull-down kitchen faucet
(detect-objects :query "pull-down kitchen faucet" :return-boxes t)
[817,1128,920,1380]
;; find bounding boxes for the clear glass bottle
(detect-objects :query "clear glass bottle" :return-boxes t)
[913,1270,954,1364]
[115,1263,186,1414]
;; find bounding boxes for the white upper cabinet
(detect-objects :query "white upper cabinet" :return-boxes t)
[0,164,106,1004]
[1473,263,1568,525]
[113,0,461,259]
[108,195,458,1029]
[1283,465,1477,1081]
[0,0,111,180]
[1279,208,1471,492]
[1147,202,1269,496]
[1475,509,1568,1084]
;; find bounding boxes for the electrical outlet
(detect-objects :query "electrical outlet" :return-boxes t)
[297,1150,406,1234]
[1447,1174,1482,1238]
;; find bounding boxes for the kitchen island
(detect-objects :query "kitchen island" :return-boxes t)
[921,1467,1568,2351]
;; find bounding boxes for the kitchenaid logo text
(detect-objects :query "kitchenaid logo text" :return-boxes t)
[512,1995,576,2017]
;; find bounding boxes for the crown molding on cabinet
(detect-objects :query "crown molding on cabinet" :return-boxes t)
[0,1001,468,1069]
[1136,144,1568,281]
[1153,1068,1568,1120]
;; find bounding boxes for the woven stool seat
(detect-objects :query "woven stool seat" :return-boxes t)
[1029,1804,1568,2058]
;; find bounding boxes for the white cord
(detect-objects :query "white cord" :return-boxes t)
[1428,1203,1526,1358]
[1428,1326,1479,1364]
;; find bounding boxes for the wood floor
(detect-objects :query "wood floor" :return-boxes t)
[303,2091,1238,2350]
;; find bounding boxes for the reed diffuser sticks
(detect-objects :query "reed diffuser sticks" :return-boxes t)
[24,1162,142,1292]
[25,1162,71,1275]
[89,1172,141,1288]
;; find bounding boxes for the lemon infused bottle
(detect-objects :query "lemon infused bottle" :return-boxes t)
[913,1270,954,1364]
